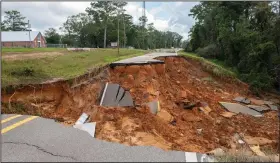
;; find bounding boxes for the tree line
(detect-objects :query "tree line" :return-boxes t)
[1,2,183,49]
[186,1,280,92]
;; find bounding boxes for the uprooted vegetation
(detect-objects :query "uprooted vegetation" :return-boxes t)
[1,56,279,155]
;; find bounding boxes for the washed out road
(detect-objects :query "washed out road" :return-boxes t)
[2,51,213,162]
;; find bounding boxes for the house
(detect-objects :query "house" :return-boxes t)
[1,31,46,48]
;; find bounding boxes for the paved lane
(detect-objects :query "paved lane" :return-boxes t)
[2,114,187,162]
[111,52,178,66]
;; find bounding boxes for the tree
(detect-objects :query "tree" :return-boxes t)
[44,28,60,44]
[2,10,28,31]
[188,1,280,91]
[86,1,127,48]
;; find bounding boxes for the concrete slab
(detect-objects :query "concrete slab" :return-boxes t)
[219,102,263,117]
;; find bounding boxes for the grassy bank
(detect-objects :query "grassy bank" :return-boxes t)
[178,51,238,78]
[2,48,147,87]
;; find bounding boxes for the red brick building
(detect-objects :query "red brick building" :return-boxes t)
[1,31,46,48]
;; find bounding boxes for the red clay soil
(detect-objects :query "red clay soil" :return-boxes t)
[1,56,279,153]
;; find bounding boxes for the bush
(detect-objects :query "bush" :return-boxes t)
[240,70,274,93]
[195,44,221,59]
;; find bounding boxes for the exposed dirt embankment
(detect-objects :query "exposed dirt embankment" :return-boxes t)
[1,56,279,153]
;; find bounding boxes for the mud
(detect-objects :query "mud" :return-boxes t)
[1,56,279,153]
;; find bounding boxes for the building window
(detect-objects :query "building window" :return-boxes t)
[37,34,41,41]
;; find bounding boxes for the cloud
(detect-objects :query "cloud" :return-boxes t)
[2,2,197,39]
[2,2,90,32]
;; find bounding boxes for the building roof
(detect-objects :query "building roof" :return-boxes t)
[1,31,41,42]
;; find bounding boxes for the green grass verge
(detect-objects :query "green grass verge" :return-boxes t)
[178,51,237,78]
[2,48,66,54]
[2,48,147,87]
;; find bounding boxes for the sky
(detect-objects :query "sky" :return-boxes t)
[1,2,198,40]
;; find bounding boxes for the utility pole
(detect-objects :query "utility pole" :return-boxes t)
[117,9,120,56]
[28,20,31,48]
[122,6,126,48]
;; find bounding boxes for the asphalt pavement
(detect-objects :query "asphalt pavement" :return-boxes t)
[2,114,188,162]
[111,51,178,66]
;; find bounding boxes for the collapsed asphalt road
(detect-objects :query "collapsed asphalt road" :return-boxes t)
[2,114,213,162]
[2,114,183,162]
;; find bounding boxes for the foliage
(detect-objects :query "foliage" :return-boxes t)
[44,28,61,44]
[1,10,28,31]
[187,1,280,92]
[57,2,183,49]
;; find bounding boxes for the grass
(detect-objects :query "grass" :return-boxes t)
[178,51,237,78]
[2,48,147,87]
[2,47,66,54]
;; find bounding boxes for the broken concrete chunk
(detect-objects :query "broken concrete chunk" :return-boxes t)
[233,96,250,104]
[249,145,266,156]
[197,129,203,135]
[75,113,89,125]
[100,83,134,107]
[219,102,262,117]
[74,122,96,137]
[243,136,274,145]
[146,101,160,115]
[220,112,237,118]
[247,105,270,112]
[199,106,212,115]
[266,104,278,111]
[157,110,173,122]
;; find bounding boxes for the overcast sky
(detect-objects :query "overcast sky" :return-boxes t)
[2,2,198,40]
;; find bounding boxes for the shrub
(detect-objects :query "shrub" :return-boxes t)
[196,44,221,59]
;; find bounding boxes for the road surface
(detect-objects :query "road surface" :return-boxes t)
[111,52,178,66]
[2,114,188,162]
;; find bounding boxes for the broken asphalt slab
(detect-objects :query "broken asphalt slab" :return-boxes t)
[247,105,270,112]
[100,83,134,107]
[233,96,250,104]
[265,104,278,111]
[219,102,263,117]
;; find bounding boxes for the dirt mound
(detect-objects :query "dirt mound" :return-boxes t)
[1,56,279,153]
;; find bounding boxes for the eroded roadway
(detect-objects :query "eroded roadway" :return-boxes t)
[2,51,213,162]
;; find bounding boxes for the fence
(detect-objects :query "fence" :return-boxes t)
[46,44,68,48]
